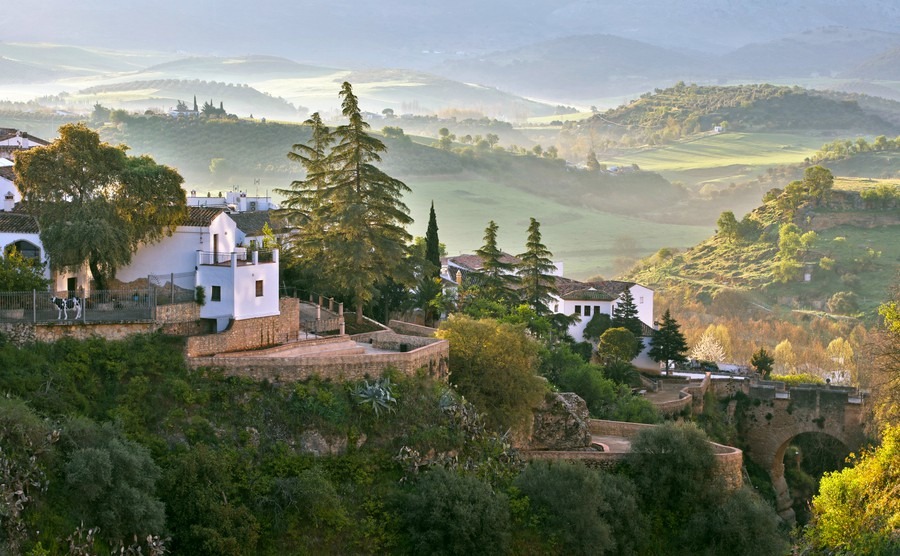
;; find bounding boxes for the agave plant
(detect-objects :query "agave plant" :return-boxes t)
[352,377,397,417]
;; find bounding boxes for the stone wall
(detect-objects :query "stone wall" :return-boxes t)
[587,419,743,489]
[155,302,201,323]
[188,337,449,383]
[0,323,37,346]
[33,321,158,342]
[387,320,438,337]
[185,298,300,357]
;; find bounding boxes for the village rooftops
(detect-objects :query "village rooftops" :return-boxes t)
[442,252,522,272]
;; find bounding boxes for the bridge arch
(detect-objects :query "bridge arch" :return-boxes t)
[740,386,866,522]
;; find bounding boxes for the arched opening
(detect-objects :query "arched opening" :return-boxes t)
[774,432,851,525]
[4,240,41,262]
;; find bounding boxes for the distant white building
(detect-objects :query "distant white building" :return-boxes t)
[441,253,657,369]
[186,189,279,213]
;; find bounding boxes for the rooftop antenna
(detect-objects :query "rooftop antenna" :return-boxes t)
[254,178,260,198]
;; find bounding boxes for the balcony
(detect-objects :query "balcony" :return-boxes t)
[197,249,277,267]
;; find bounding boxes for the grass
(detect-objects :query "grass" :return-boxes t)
[832,176,900,192]
[402,174,710,280]
[603,132,827,188]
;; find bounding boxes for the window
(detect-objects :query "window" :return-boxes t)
[211,285,221,302]
[584,305,591,317]
[256,280,264,297]
[574,305,581,316]
[639,296,644,304]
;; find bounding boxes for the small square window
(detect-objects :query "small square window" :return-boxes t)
[639,296,644,304]
[574,305,582,316]
[255,280,264,297]
[584,306,592,317]
[211,285,221,302]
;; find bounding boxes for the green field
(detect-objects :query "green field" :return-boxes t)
[400,174,710,280]
[604,132,826,186]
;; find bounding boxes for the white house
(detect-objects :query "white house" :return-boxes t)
[0,212,45,265]
[0,129,49,159]
[186,189,279,213]
[113,207,280,330]
[554,278,657,370]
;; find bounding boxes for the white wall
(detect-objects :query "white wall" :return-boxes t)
[116,214,237,283]
[556,297,615,342]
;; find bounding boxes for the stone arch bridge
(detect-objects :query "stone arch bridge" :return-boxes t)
[739,382,867,522]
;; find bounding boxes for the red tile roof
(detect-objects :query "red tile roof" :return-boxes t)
[184,206,226,227]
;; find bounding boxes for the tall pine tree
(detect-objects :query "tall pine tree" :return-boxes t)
[474,220,518,304]
[517,218,558,315]
[648,309,689,374]
[612,288,643,337]
[281,83,414,323]
[276,112,333,228]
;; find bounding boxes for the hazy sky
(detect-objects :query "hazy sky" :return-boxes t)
[4,0,898,68]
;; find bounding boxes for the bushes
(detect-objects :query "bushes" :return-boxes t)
[395,467,510,556]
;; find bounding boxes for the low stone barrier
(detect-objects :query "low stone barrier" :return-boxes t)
[387,320,438,337]
[531,419,744,489]
[188,337,449,383]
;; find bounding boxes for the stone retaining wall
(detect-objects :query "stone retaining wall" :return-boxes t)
[185,298,300,357]
[188,337,449,383]
[34,321,158,342]
[582,419,743,489]
[387,320,438,337]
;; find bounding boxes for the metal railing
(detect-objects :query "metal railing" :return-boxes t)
[0,289,158,323]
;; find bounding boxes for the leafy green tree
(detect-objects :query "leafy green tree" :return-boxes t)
[58,417,165,545]
[802,165,834,205]
[583,311,612,343]
[648,309,689,373]
[750,347,775,379]
[806,424,900,554]
[282,84,414,323]
[14,123,187,290]
[0,248,49,291]
[516,218,558,315]
[472,220,518,305]
[597,327,640,365]
[515,461,646,555]
[436,315,545,433]
[396,467,510,556]
[717,210,739,240]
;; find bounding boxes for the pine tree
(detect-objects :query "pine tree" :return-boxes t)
[648,309,689,374]
[280,84,413,323]
[276,112,334,228]
[424,201,441,279]
[517,217,558,315]
[612,288,643,337]
[474,220,518,304]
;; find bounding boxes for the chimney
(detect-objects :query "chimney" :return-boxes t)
[3,192,14,212]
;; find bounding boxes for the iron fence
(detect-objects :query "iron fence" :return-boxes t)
[0,289,158,323]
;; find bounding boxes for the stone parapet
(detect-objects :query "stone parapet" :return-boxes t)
[387,320,438,337]
[188,337,449,383]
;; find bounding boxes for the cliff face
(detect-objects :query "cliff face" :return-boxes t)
[798,190,900,231]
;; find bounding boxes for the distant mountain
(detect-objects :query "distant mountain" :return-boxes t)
[3,1,900,71]
[720,26,900,79]
[436,35,708,100]
[140,55,339,80]
[0,42,177,78]
[843,46,900,81]
[0,57,59,84]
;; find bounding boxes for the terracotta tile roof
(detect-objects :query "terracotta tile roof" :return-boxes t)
[561,287,616,301]
[0,167,15,181]
[0,212,39,233]
[183,206,225,227]
[443,252,522,271]
[0,129,50,146]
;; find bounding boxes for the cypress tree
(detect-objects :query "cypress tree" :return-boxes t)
[517,217,558,315]
[424,201,441,279]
